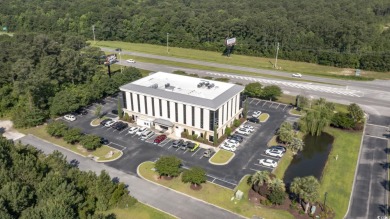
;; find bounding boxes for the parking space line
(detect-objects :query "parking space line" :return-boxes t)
[262,101,267,107]
[176,147,181,151]
[108,142,126,151]
[275,103,280,109]
[119,127,130,134]
[250,168,263,172]
[255,100,261,105]
[269,102,274,108]
[249,99,254,104]
[261,154,280,159]
[283,105,288,111]
[191,148,200,156]
[207,175,237,186]
[168,144,175,149]
[159,139,171,147]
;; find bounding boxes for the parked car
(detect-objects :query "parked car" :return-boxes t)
[220,143,236,152]
[269,145,287,153]
[180,141,191,150]
[76,108,88,115]
[203,149,213,158]
[111,110,124,116]
[100,119,111,126]
[126,59,136,63]
[154,135,167,144]
[292,73,302,78]
[64,114,76,121]
[236,128,250,136]
[136,127,147,136]
[228,134,243,143]
[114,122,128,131]
[172,139,184,148]
[141,130,154,140]
[252,111,262,117]
[247,117,260,123]
[128,127,139,134]
[105,120,116,127]
[100,137,109,145]
[187,143,200,152]
[265,149,284,158]
[259,159,278,168]
[224,139,239,147]
[240,125,254,132]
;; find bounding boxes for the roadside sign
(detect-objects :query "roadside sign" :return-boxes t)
[2,26,7,31]
[355,69,361,76]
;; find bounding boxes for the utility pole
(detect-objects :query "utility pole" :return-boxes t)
[274,42,279,69]
[119,51,123,73]
[166,33,169,54]
[92,25,96,44]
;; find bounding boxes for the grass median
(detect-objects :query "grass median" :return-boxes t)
[259,113,270,122]
[102,203,175,219]
[19,125,122,161]
[273,150,294,179]
[95,40,387,80]
[209,149,234,164]
[138,161,294,219]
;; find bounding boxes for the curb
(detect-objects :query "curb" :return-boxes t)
[136,162,247,219]
[343,120,367,219]
[288,108,302,116]
[90,119,100,127]
[96,146,123,163]
[209,150,236,165]
[259,113,270,123]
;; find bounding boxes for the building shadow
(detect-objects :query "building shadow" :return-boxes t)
[378,204,390,215]
[384,148,390,154]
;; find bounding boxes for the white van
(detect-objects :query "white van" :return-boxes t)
[141,130,154,140]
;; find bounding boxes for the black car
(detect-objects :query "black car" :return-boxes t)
[100,137,109,145]
[172,139,184,148]
[247,117,260,123]
[114,122,128,131]
[228,134,243,143]
[180,141,191,150]
[111,110,124,116]
[75,108,88,115]
[100,119,112,126]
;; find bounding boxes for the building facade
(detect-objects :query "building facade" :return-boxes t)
[119,72,244,141]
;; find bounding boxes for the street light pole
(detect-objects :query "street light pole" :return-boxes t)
[274,42,279,69]
[166,33,169,54]
[119,52,123,73]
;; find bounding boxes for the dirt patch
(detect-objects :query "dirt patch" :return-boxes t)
[162,175,174,180]
[190,184,202,191]
[328,68,354,76]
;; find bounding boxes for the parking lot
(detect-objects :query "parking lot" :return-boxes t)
[62,96,298,189]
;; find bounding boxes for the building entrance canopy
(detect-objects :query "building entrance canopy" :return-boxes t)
[154,118,174,127]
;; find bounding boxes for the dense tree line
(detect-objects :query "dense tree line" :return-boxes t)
[0,137,137,218]
[0,33,142,127]
[1,0,389,71]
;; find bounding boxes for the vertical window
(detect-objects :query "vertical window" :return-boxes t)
[215,109,219,127]
[209,110,214,131]
[175,103,178,122]
[130,92,134,111]
[226,102,229,121]
[183,104,187,124]
[151,97,155,116]
[137,94,140,113]
[231,99,233,117]
[191,106,195,126]
[200,109,204,128]
[122,91,127,110]
[222,105,224,124]
[144,96,148,114]
[167,101,170,118]
[159,99,162,116]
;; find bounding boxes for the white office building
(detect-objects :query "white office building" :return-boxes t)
[119,72,244,141]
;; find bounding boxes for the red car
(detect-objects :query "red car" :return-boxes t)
[154,135,167,144]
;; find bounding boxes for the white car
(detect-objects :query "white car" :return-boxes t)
[104,120,116,127]
[240,125,254,132]
[292,73,302,78]
[252,111,262,117]
[126,59,136,63]
[64,114,76,121]
[136,127,147,136]
[128,127,139,134]
[220,144,236,152]
[236,128,250,136]
[265,149,284,158]
[223,139,239,147]
[259,159,278,168]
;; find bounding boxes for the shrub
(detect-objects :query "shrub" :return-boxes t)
[225,127,232,136]
[117,194,138,209]
[155,156,182,177]
[267,188,286,205]
[192,134,198,140]
[331,112,354,129]
[80,134,102,150]
[233,119,240,127]
[260,198,272,206]
[46,121,68,137]
[63,128,82,144]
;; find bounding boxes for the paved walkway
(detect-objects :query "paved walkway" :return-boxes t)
[19,135,244,219]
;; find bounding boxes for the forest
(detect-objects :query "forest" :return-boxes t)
[0,137,136,218]
[1,0,390,71]
[0,33,142,127]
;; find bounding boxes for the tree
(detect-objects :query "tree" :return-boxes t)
[243,99,249,119]
[181,167,206,187]
[300,98,334,136]
[267,188,286,205]
[247,171,270,195]
[331,112,355,129]
[347,103,364,122]
[95,105,102,118]
[244,83,262,98]
[296,95,310,110]
[117,99,123,119]
[225,127,232,136]
[289,137,304,155]
[277,122,294,144]
[80,134,102,150]
[63,128,82,144]
[155,156,182,177]
[290,176,320,214]
[268,178,285,192]
[261,85,282,101]
[46,121,68,137]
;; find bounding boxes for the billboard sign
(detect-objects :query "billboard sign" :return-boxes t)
[104,54,117,65]
[225,37,236,46]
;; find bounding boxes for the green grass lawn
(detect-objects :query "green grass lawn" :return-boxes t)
[19,125,121,161]
[267,135,279,147]
[102,203,175,219]
[209,149,234,164]
[276,94,296,105]
[91,118,101,126]
[94,40,389,80]
[273,150,294,179]
[318,127,363,219]
[139,162,294,219]
[259,113,270,122]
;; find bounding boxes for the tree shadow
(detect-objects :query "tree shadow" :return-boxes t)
[380,180,389,191]
[378,204,390,215]
[0,127,5,135]
[69,159,79,167]
[112,177,120,184]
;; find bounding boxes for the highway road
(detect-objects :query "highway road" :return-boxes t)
[101,47,390,117]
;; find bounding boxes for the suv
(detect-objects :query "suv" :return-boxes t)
[64,114,76,121]
[172,139,184,148]
[141,130,154,140]
[180,141,191,150]
[247,117,260,123]
[187,143,200,152]
[113,122,128,131]
[154,135,167,144]
[100,119,111,126]
[228,134,243,143]
[203,149,213,158]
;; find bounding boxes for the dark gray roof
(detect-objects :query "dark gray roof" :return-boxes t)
[120,83,244,109]
[154,118,174,127]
